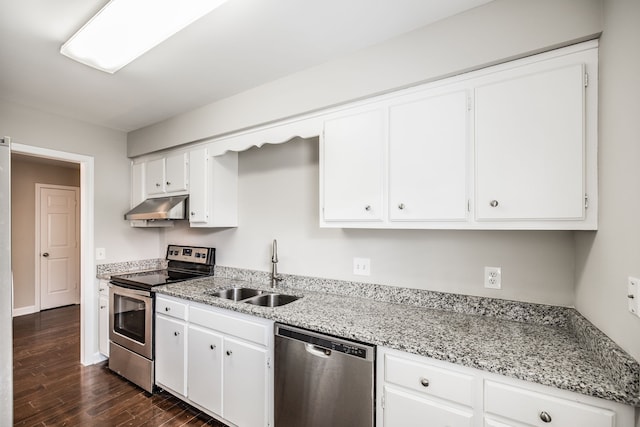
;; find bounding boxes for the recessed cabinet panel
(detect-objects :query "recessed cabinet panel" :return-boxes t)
[222,337,268,427]
[145,158,165,196]
[188,148,208,223]
[383,386,474,427]
[155,315,186,396]
[164,153,188,194]
[322,108,385,222]
[389,89,468,221]
[187,325,223,414]
[475,64,585,221]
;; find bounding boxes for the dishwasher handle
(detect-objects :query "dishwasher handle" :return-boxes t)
[305,343,331,358]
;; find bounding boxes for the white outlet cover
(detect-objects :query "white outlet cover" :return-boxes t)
[484,266,501,289]
[353,257,371,276]
[628,277,640,317]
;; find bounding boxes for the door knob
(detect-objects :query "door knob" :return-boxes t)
[42,252,50,257]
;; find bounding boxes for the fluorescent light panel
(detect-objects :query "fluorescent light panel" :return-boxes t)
[61,0,227,73]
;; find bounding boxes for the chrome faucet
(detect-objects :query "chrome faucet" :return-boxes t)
[271,239,283,288]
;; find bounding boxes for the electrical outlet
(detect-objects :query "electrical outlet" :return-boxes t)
[95,248,106,260]
[628,277,640,317]
[484,266,501,289]
[353,257,371,276]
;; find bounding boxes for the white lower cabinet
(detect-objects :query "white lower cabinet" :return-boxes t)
[377,347,635,427]
[98,280,109,357]
[154,295,274,427]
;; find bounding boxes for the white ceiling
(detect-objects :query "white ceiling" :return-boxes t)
[0,0,492,133]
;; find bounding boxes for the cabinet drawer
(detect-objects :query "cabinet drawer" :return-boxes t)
[484,381,614,427]
[156,296,187,320]
[384,385,474,427]
[189,306,269,346]
[385,354,475,406]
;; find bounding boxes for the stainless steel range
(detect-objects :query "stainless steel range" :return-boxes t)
[108,245,215,393]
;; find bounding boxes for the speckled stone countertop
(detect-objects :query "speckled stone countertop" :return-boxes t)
[153,270,640,407]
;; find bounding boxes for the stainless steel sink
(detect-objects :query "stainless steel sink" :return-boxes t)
[208,287,265,301]
[244,293,300,307]
[207,287,300,307]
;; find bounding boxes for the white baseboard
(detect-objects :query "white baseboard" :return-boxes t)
[13,305,37,317]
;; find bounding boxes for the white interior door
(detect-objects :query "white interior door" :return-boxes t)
[38,185,80,310]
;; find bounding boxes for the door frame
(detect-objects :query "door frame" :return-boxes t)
[12,143,96,366]
[35,184,80,311]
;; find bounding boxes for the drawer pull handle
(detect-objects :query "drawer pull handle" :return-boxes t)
[165,307,170,311]
[398,203,405,210]
[490,200,499,207]
[364,205,371,211]
[226,350,233,356]
[539,411,552,423]
[419,377,429,387]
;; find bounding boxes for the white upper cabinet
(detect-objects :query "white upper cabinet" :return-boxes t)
[319,40,598,230]
[188,148,238,228]
[389,87,469,222]
[322,107,386,222]
[475,63,586,223]
[145,152,188,196]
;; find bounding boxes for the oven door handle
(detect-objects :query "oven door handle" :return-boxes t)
[109,283,152,298]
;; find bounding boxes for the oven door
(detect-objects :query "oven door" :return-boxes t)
[109,284,153,359]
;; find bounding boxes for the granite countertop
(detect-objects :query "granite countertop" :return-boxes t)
[154,275,640,407]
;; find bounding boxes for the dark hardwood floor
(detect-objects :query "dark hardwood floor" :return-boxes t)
[13,305,228,427]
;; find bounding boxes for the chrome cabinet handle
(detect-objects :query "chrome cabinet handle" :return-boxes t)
[100,305,106,309]
[419,377,429,387]
[210,344,216,350]
[155,183,161,187]
[365,205,371,211]
[489,200,499,207]
[539,411,552,423]
[174,331,180,336]
[166,181,171,186]
[165,307,170,311]
[398,203,405,210]
[226,350,232,356]
[42,252,50,257]
[190,211,195,216]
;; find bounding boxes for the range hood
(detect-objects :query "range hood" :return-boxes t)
[124,195,188,221]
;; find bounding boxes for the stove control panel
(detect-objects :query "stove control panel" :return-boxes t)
[166,245,215,265]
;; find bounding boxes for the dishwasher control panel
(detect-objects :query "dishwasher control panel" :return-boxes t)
[276,324,374,360]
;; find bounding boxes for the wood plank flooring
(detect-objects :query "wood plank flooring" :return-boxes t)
[13,305,228,427]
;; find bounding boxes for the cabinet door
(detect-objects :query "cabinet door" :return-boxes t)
[389,89,468,221]
[383,385,474,427]
[223,337,269,427]
[145,158,165,196]
[188,148,208,223]
[322,108,385,222]
[187,325,223,414]
[165,152,188,193]
[98,294,109,356]
[475,64,585,221]
[155,315,186,396]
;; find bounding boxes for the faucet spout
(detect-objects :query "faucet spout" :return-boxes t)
[271,239,282,288]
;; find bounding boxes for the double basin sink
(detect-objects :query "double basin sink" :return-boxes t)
[208,287,300,307]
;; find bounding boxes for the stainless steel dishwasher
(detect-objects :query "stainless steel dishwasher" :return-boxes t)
[274,324,375,427]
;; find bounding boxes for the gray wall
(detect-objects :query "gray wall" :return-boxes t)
[163,139,576,305]
[0,100,162,264]
[574,0,640,364]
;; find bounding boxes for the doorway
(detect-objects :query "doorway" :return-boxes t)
[12,156,80,315]
[11,143,96,366]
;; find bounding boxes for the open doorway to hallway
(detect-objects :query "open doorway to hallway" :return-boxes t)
[11,154,80,316]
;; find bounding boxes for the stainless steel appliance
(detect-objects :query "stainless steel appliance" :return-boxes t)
[0,137,13,423]
[274,324,375,427]
[109,245,215,393]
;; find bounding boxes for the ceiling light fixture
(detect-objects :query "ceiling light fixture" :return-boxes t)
[60,0,227,74]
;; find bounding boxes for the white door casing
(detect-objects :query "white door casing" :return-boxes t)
[37,184,80,310]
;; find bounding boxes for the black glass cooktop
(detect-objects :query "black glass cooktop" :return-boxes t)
[110,269,203,290]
